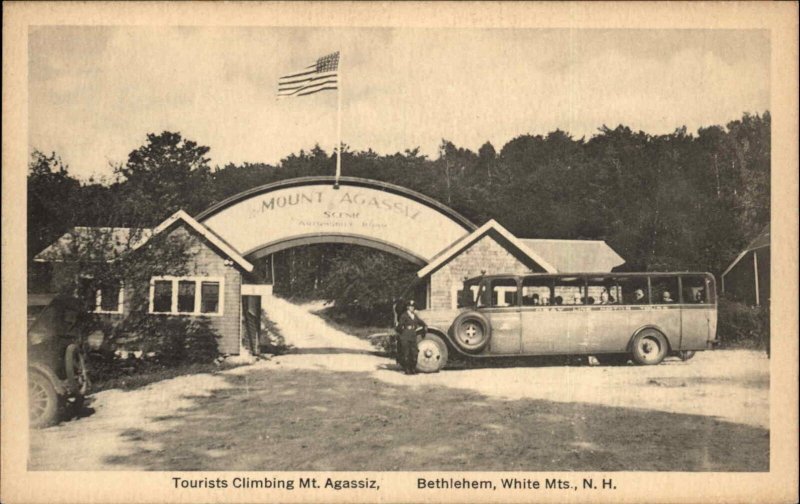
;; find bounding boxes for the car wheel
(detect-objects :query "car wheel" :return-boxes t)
[631,329,668,365]
[29,371,59,428]
[65,344,90,395]
[416,334,448,373]
[452,312,490,353]
[678,350,696,361]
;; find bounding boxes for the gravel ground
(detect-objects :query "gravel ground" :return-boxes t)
[28,297,769,470]
[266,299,769,429]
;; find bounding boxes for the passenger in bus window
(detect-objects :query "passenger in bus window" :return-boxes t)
[632,288,646,304]
[554,296,563,305]
[599,289,610,304]
[532,293,540,305]
[573,292,583,305]
[662,291,675,303]
[694,290,704,303]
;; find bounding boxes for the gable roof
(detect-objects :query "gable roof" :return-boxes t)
[744,223,770,252]
[518,238,625,273]
[34,227,153,263]
[145,210,254,272]
[417,220,558,278]
[34,210,254,273]
[721,224,770,278]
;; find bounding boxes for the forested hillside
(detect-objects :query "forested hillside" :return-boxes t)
[29,112,770,309]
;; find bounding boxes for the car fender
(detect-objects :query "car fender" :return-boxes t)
[628,324,674,353]
[28,363,67,395]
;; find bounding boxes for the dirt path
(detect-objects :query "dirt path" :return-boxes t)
[266,297,770,429]
[28,297,769,470]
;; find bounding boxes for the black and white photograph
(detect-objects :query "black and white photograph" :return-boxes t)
[2,2,798,503]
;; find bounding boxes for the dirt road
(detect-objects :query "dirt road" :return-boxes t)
[268,299,769,429]
[29,297,769,471]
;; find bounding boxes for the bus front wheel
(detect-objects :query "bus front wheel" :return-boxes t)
[416,334,448,373]
[631,329,668,365]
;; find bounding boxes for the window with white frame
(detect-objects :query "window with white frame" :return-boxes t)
[149,276,224,316]
[79,276,124,314]
[96,281,124,313]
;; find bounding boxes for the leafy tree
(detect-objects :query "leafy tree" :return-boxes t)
[27,151,81,261]
[114,131,215,225]
[29,111,771,320]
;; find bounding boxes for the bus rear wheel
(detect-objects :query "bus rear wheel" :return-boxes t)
[631,329,668,365]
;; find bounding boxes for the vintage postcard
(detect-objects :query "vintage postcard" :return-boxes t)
[2,2,797,503]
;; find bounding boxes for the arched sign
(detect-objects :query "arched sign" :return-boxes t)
[196,177,476,265]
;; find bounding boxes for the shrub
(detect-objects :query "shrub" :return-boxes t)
[717,297,770,350]
[102,314,221,364]
[367,332,397,357]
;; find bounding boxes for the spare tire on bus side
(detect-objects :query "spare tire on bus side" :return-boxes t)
[452,311,491,353]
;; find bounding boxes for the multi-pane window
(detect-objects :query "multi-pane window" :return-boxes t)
[149,277,224,316]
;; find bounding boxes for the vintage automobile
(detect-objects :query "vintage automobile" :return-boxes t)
[401,272,718,373]
[28,294,92,428]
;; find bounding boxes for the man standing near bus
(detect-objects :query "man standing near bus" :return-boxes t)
[396,299,427,375]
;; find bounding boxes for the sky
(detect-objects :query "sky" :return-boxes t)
[29,26,770,180]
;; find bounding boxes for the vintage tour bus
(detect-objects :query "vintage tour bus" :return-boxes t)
[406,272,718,372]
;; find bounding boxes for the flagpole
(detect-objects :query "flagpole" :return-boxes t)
[334,51,343,190]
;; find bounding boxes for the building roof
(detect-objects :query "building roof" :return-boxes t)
[151,210,253,272]
[417,220,558,278]
[745,223,770,252]
[34,227,153,262]
[34,210,254,272]
[518,238,626,273]
[721,224,770,279]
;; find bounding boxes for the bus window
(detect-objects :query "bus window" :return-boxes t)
[651,276,679,304]
[587,276,620,305]
[456,280,481,308]
[682,275,710,304]
[489,278,519,307]
[616,276,649,305]
[521,277,553,306]
[554,276,585,305]
[476,282,489,308]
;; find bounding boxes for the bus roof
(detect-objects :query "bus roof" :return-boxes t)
[465,272,715,282]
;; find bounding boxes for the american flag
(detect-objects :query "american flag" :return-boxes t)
[277,52,339,98]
